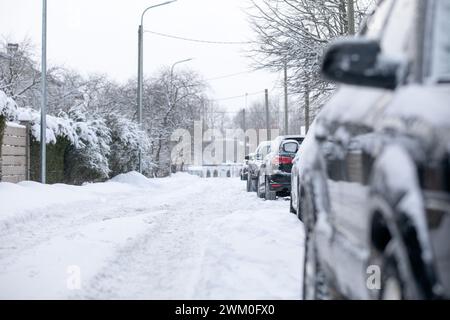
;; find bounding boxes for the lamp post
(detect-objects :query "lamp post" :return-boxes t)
[170,58,194,79]
[168,58,194,102]
[137,0,177,173]
[41,0,47,184]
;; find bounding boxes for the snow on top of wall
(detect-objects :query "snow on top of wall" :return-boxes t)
[5,121,25,129]
[16,106,81,146]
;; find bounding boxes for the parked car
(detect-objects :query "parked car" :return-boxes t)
[256,136,304,200]
[290,124,318,217]
[246,141,272,192]
[297,0,450,300]
[240,153,254,181]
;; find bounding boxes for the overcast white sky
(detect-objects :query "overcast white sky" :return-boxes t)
[0,0,283,113]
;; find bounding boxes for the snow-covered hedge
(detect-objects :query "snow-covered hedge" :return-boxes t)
[0,90,17,152]
[1,90,154,184]
[106,113,154,177]
[0,90,17,120]
[63,106,112,184]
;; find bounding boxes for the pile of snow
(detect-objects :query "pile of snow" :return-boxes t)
[0,172,160,231]
[109,171,158,189]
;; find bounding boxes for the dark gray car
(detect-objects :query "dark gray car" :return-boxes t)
[256,136,304,200]
[296,0,450,300]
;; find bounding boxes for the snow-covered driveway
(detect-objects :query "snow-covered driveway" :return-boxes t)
[0,173,304,299]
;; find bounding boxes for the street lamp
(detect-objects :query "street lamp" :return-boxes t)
[168,58,194,101]
[166,57,194,104]
[170,58,194,79]
[137,0,177,173]
[41,0,47,184]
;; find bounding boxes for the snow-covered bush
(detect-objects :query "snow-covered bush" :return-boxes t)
[1,90,18,153]
[0,90,18,120]
[63,106,111,185]
[105,113,154,177]
[1,90,113,184]
[16,107,80,146]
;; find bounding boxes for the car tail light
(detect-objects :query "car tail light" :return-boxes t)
[272,156,292,166]
[270,183,282,188]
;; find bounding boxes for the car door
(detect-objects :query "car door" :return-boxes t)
[313,0,395,297]
[327,0,420,298]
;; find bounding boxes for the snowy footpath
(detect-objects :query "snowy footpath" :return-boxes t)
[0,173,304,299]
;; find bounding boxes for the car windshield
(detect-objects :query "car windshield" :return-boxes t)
[431,0,450,82]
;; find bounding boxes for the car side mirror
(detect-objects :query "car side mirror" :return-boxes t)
[321,38,402,90]
[245,155,250,161]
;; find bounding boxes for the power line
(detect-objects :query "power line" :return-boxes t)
[202,110,303,114]
[145,30,252,45]
[206,70,255,81]
[211,90,265,102]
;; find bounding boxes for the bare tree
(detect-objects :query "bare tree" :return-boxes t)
[247,0,374,129]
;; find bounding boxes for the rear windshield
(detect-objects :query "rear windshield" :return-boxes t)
[282,142,299,154]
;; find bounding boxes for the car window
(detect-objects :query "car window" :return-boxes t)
[379,0,417,60]
[261,144,271,157]
[429,0,450,82]
[270,138,281,153]
[256,143,270,158]
[363,0,395,38]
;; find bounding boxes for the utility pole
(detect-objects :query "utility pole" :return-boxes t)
[137,24,143,173]
[242,109,246,134]
[137,1,177,174]
[284,62,289,135]
[347,0,355,35]
[265,89,270,140]
[304,84,310,134]
[40,0,47,184]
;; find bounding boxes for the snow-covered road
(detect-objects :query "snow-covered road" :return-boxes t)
[0,173,304,299]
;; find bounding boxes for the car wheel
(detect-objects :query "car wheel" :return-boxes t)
[290,195,296,214]
[380,264,403,300]
[252,178,257,192]
[257,172,265,198]
[379,243,405,300]
[302,232,331,300]
[265,177,276,201]
[246,174,252,192]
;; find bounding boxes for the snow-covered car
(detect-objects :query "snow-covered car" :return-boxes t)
[290,124,320,218]
[299,0,450,300]
[246,141,272,192]
[256,136,304,200]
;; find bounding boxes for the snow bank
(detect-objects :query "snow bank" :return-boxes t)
[0,171,163,231]
[109,171,158,189]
